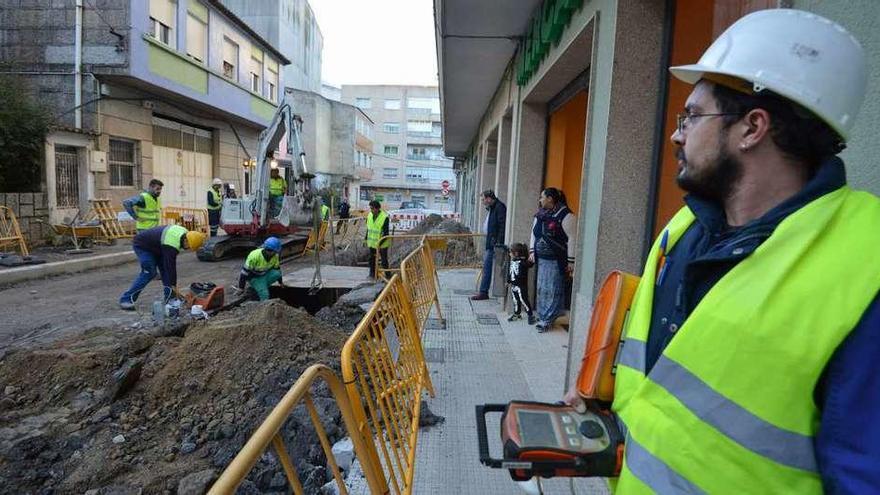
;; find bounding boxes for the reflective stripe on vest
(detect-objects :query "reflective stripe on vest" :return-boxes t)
[366,211,390,249]
[269,177,286,196]
[244,247,279,274]
[612,187,880,494]
[161,225,187,252]
[136,192,161,230]
[207,188,222,210]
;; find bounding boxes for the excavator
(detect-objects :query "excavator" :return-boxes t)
[197,100,317,261]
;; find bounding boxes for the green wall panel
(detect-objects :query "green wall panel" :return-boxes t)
[251,96,276,121]
[148,43,208,94]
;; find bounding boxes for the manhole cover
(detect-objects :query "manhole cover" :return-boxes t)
[424,348,445,363]
[425,318,446,330]
[476,314,500,325]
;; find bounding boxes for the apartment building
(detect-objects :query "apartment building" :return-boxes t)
[286,88,374,203]
[219,0,323,93]
[1,0,288,226]
[340,85,456,211]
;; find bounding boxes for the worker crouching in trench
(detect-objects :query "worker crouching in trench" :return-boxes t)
[237,237,284,301]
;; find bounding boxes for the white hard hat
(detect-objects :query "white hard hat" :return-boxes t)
[212,178,223,186]
[670,9,867,142]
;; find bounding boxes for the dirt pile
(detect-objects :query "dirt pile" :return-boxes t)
[0,300,349,494]
[332,214,479,272]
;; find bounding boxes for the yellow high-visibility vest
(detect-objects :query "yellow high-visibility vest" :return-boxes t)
[136,192,162,231]
[366,210,390,249]
[207,188,222,210]
[612,187,880,494]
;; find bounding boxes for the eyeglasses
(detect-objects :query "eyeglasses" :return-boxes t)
[676,112,743,134]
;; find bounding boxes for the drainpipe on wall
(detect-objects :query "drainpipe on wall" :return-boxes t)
[74,0,83,130]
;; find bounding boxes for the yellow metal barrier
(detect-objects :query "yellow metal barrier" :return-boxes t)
[162,206,210,234]
[0,206,29,256]
[341,274,435,495]
[301,220,329,256]
[209,364,387,495]
[400,242,443,332]
[332,217,367,251]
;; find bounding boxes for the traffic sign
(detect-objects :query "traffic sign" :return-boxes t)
[442,189,450,197]
[441,180,450,188]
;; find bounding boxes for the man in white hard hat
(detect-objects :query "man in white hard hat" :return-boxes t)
[565,9,880,493]
[207,178,223,237]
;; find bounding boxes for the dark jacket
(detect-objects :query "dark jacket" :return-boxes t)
[485,199,506,249]
[645,157,880,492]
[132,226,182,288]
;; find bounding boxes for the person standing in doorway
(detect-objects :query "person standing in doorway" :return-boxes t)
[268,168,287,217]
[529,187,576,332]
[471,189,506,300]
[365,200,390,279]
[123,178,163,232]
[207,178,223,237]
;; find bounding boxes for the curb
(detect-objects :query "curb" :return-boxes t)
[0,251,137,286]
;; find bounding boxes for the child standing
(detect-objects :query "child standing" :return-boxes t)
[508,243,536,324]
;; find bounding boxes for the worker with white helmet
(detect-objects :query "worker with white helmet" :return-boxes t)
[564,9,880,493]
[207,178,223,237]
[119,225,206,310]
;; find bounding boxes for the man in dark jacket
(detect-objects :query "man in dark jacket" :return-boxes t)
[471,189,506,300]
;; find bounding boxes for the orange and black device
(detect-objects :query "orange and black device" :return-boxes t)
[474,271,639,480]
[476,401,624,481]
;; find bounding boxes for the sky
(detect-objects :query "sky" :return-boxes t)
[310,0,439,88]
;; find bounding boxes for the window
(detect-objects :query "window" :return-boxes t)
[407,120,432,137]
[356,116,372,138]
[408,146,426,160]
[185,2,207,62]
[432,121,442,137]
[434,195,450,203]
[407,97,440,113]
[355,97,371,109]
[109,139,137,187]
[386,192,402,202]
[250,48,264,93]
[384,99,401,110]
[149,0,176,48]
[383,145,398,156]
[222,37,238,80]
[411,194,426,205]
[382,168,398,179]
[383,122,400,134]
[360,189,370,200]
[267,59,279,101]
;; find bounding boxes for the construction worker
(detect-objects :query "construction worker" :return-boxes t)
[207,178,223,237]
[564,10,880,493]
[365,200,390,279]
[119,225,206,310]
[268,168,286,217]
[321,199,330,221]
[123,178,163,232]
[237,237,284,301]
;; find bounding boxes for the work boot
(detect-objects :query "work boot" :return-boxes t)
[527,314,537,325]
[536,322,549,333]
[507,313,522,322]
[470,293,489,301]
[119,301,135,311]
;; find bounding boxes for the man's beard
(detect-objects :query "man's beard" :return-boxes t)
[675,141,742,203]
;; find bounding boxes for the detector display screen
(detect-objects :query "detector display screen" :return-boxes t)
[517,411,560,447]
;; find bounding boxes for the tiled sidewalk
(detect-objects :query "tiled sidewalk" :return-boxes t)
[408,269,609,495]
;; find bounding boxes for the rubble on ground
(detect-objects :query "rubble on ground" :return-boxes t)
[0,300,349,494]
[314,281,385,333]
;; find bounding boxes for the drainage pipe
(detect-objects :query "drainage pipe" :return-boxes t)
[75,0,84,129]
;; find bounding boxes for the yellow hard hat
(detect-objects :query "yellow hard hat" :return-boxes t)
[186,231,207,251]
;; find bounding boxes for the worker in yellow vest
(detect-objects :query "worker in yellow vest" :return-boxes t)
[122,178,163,232]
[321,199,330,221]
[237,237,283,301]
[207,178,223,237]
[563,10,880,493]
[365,200,390,279]
[268,168,287,217]
[119,225,206,310]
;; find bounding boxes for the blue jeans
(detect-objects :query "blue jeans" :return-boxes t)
[478,247,494,295]
[537,257,564,324]
[120,247,159,304]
